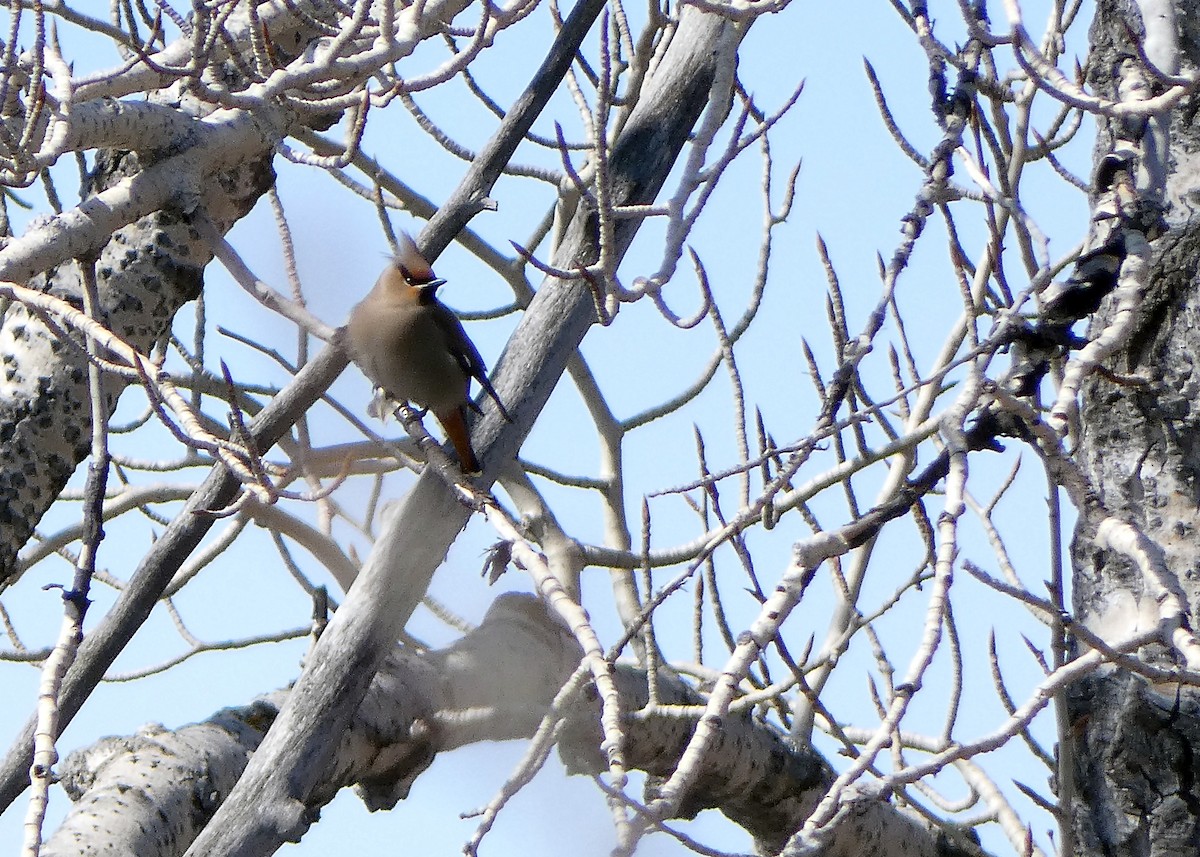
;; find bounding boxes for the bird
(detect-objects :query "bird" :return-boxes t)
[1038,234,1127,325]
[345,232,511,473]
[1004,233,1128,397]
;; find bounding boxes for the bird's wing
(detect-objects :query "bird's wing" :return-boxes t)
[431,302,513,422]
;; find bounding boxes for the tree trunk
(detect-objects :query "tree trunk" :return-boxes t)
[1071,0,1200,852]
[0,1,359,588]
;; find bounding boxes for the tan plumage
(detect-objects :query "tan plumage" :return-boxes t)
[346,232,510,473]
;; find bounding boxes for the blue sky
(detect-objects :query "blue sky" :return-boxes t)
[0,0,1098,854]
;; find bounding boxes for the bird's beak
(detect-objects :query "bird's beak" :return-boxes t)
[421,278,447,293]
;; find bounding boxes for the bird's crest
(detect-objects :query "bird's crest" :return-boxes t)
[393,231,438,285]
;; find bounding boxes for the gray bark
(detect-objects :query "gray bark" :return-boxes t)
[1071,0,1200,852]
[0,2,357,808]
[0,0,480,810]
[42,595,972,857]
[42,595,571,857]
[180,7,742,855]
[0,3,355,588]
[0,137,272,587]
[0,346,348,811]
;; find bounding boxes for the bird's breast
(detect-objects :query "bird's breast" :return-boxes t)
[347,301,468,412]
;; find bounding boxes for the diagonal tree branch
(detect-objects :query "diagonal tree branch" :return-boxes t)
[0,0,361,590]
[182,6,739,855]
[42,596,977,857]
[0,0,609,814]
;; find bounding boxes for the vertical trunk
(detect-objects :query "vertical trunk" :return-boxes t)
[1072,1,1200,852]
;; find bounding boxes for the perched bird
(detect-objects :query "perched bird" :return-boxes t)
[1004,233,1128,397]
[346,232,511,473]
[1038,234,1127,325]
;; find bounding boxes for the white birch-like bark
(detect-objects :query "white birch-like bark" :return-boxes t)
[41,595,969,857]
[1070,0,1200,852]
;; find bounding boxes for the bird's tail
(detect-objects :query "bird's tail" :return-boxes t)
[436,406,481,474]
[477,375,513,423]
